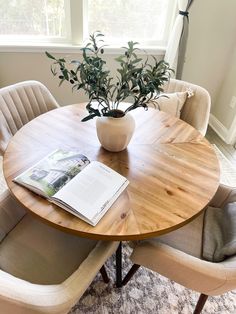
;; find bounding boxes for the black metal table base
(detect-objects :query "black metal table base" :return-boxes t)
[116,242,122,287]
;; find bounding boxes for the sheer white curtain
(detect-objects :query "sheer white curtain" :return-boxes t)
[164,0,194,79]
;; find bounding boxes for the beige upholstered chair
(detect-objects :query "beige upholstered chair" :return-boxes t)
[0,80,59,154]
[0,80,119,312]
[0,189,118,313]
[122,184,236,314]
[163,79,211,136]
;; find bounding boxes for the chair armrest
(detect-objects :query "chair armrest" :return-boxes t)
[209,184,236,207]
[220,255,236,293]
[0,240,119,314]
[0,111,13,155]
[130,240,229,296]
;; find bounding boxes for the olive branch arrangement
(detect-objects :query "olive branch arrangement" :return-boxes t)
[46,32,173,121]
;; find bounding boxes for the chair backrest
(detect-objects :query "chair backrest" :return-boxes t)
[0,81,59,154]
[164,79,211,136]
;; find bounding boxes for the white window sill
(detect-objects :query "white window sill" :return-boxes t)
[0,43,166,55]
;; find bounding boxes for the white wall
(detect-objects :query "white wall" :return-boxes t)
[182,0,236,107]
[181,0,236,143]
[213,46,236,129]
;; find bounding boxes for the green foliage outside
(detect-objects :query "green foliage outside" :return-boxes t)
[0,0,65,36]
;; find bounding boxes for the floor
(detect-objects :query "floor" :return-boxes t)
[206,126,236,167]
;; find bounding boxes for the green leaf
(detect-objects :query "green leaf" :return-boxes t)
[45,51,55,60]
[115,56,125,63]
[62,69,69,81]
[59,78,65,87]
[50,65,57,76]
[81,113,97,122]
[71,60,80,65]
[96,33,104,37]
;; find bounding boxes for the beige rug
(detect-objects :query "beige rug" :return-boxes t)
[212,144,236,187]
[1,148,236,313]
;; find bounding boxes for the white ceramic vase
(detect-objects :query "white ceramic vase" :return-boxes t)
[96,113,135,152]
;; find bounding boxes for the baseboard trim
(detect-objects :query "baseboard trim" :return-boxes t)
[228,114,236,144]
[209,114,236,144]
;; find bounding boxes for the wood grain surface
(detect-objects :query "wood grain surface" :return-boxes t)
[3,104,220,240]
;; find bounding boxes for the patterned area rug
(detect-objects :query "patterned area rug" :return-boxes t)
[1,147,236,314]
[71,244,236,314]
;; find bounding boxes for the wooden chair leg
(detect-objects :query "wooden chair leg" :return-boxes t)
[194,294,208,314]
[121,264,140,286]
[100,265,110,283]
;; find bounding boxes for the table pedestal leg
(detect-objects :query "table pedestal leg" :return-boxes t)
[116,242,122,287]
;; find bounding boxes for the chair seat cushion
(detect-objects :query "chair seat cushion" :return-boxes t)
[0,214,98,284]
[149,211,204,258]
[203,203,236,262]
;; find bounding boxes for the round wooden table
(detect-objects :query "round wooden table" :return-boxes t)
[3,104,220,241]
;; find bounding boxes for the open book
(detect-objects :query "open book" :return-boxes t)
[13,149,129,226]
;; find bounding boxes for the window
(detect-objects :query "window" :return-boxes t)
[86,0,175,47]
[0,0,176,49]
[0,0,69,43]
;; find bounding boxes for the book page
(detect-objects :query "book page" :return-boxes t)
[53,161,128,222]
[14,149,90,197]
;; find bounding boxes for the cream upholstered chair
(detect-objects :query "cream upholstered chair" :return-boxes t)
[0,80,59,154]
[0,189,118,313]
[163,78,211,136]
[122,184,236,314]
[0,80,119,312]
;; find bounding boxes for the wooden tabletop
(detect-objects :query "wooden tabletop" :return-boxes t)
[3,104,220,240]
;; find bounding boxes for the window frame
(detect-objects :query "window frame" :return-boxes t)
[0,0,176,53]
